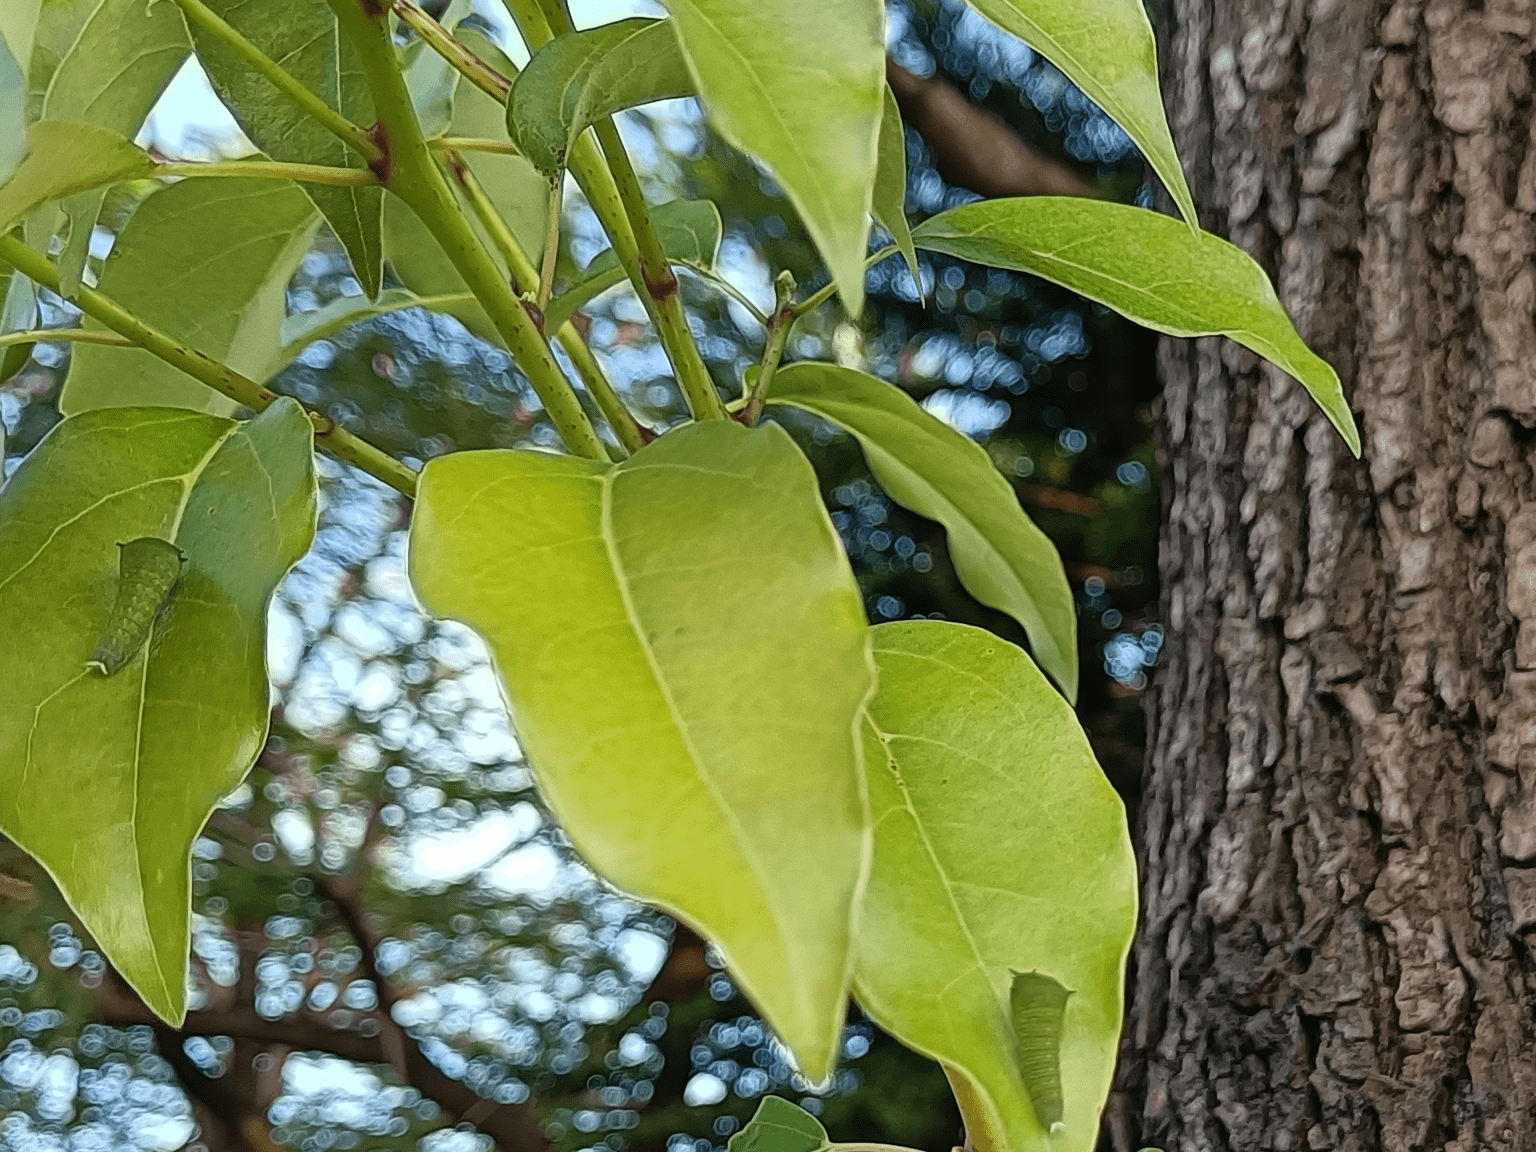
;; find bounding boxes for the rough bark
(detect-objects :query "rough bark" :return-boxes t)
[1115,0,1536,1148]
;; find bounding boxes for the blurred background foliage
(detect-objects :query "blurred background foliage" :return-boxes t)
[0,0,1163,1149]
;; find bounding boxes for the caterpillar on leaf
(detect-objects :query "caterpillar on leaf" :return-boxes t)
[1010,969,1072,1130]
[86,537,185,676]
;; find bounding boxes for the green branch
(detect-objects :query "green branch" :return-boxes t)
[0,234,419,497]
[0,328,135,349]
[449,155,645,456]
[327,0,606,461]
[393,0,510,101]
[169,0,384,167]
[159,160,380,186]
[428,136,521,156]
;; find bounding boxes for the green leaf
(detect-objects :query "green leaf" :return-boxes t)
[507,18,691,176]
[874,85,920,288]
[39,0,188,136]
[0,400,317,1023]
[729,1098,832,1152]
[62,176,319,415]
[403,0,473,138]
[855,620,1136,1152]
[912,197,1360,455]
[188,0,382,298]
[452,27,550,264]
[544,197,722,334]
[409,420,873,1079]
[0,120,154,234]
[660,0,884,317]
[0,266,37,384]
[766,362,1077,700]
[0,0,35,184]
[963,0,1196,228]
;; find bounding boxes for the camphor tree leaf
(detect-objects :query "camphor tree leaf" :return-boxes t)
[659,0,884,317]
[544,197,722,334]
[409,420,874,1079]
[766,362,1077,700]
[508,17,691,176]
[913,197,1360,455]
[0,401,317,1023]
[855,621,1136,1152]
[0,120,154,234]
[188,0,383,298]
[874,85,920,288]
[964,0,1196,228]
[0,0,38,185]
[63,175,319,415]
[729,1097,834,1152]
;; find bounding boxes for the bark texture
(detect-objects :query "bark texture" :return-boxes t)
[1115,0,1536,1147]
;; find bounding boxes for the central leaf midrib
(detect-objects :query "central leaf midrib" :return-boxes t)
[596,468,793,958]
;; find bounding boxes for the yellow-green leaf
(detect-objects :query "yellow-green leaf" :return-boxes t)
[409,420,873,1079]
[62,176,318,414]
[963,0,1195,228]
[0,119,154,234]
[767,362,1076,700]
[913,197,1359,455]
[855,621,1136,1152]
[874,85,920,287]
[659,0,884,317]
[0,400,317,1023]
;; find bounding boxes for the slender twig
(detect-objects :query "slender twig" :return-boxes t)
[537,175,562,311]
[590,119,723,420]
[742,247,902,425]
[275,291,476,367]
[790,244,900,319]
[168,0,384,167]
[0,328,135,349]
[686,267,771,327]
[449,156,645,455]
[0,234,419,497]
[159,159,380,186]
[394,0,511,100]
[328,0,606,461]
[429,136,521,156]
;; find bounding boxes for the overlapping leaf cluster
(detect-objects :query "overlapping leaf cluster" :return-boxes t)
[0,1,1359,1150]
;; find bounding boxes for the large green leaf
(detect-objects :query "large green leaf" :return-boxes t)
[964,0,1195,228]
[659,0,883,317]
[545,197,721,334]
[0,401,317,1022]
[409,420,873,1079]
[767,362,1077,700]
[0,0,37,184]
[39,0,187,135]
[0,120,153,234]
[855,621,1136,1152]
[874,85,920,287]
[507,18,691,176]
[188,0,382,298]
[913,197,1360,455]
[63,176,319,414]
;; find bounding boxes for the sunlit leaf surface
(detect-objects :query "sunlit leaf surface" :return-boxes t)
[409,420,873,1079]
[855,621,1136,1152]
[0,120,153,234]
[963,0,1196,227]
[62,176,319,414]
[0,401,316,1022]
[914,197,1360,454]
[658,0,884,316]
[768,362,1077,699]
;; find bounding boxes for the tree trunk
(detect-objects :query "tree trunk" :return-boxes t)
[1115,0,1536,1148]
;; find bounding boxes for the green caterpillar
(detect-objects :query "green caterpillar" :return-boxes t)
[86,537,185,676]
[1010,969,1072,1129]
